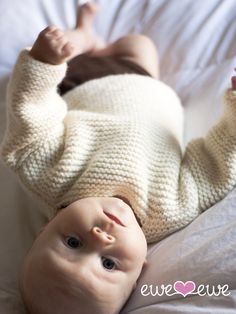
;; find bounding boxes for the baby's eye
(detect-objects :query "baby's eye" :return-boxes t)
[65,236,81,249]
[102,257,116,270]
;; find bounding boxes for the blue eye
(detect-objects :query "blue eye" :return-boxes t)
[102,257,116,270]
[66,236,81,249]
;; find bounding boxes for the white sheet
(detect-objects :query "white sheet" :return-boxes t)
[0,0,236,313]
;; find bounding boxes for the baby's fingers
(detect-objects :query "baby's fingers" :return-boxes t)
[61,42,74,59]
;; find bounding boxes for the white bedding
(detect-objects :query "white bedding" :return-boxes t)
[0,0,236,313]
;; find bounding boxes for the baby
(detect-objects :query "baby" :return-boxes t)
[1,2,236,314]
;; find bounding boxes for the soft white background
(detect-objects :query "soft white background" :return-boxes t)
[0,0,236,313]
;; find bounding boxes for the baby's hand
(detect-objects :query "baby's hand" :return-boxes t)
[231,69,236,91]
[29,26,74,65]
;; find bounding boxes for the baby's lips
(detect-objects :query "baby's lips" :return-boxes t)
[104,212,126,227]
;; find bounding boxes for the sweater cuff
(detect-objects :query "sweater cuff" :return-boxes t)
[14,48,67,88]
[224,88,236,105]
[223,88,236,133]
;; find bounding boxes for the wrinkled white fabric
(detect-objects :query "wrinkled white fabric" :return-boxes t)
[0,1,236,313]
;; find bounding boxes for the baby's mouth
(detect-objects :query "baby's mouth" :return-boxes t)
[104,212,126,227]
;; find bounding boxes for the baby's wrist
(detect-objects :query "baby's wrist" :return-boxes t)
[231,76,236,91]
[29,46,54,65]
[29,48,40,62]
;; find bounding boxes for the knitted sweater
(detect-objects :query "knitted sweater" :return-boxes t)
[1,49,236,243]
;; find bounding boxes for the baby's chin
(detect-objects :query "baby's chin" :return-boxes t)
[112,194,142,227]
[112,195,131,207]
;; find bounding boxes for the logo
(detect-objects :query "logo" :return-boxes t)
[174,281,196,297]
[141,281,230,297]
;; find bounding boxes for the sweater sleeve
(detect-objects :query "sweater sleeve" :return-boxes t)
[0,49,68,170]
[179,89,236,213]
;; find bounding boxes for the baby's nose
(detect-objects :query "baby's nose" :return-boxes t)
[91,226,115,245]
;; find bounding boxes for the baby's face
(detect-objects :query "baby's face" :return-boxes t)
[24,197,147,312]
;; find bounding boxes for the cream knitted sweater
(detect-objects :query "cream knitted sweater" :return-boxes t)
[1,50,236,243]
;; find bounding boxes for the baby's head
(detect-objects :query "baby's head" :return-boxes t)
[20,197,147,314]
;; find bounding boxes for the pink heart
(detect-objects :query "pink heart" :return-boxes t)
[174,281,196,297]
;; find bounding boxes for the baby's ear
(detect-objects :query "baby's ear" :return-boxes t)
[143,259,148,267]
[38,226,45,235]
[133,260,148,291]
[133,282,137,290]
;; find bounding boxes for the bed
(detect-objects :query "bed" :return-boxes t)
[0,0,236,313]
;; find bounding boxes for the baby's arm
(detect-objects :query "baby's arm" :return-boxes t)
[231,70,236,91]
[179,74,236,213]
[1,27,73,170]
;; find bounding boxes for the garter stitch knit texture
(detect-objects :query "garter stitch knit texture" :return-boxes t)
[1,50,236,243]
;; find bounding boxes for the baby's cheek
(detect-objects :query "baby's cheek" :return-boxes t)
[120,240,142,265]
